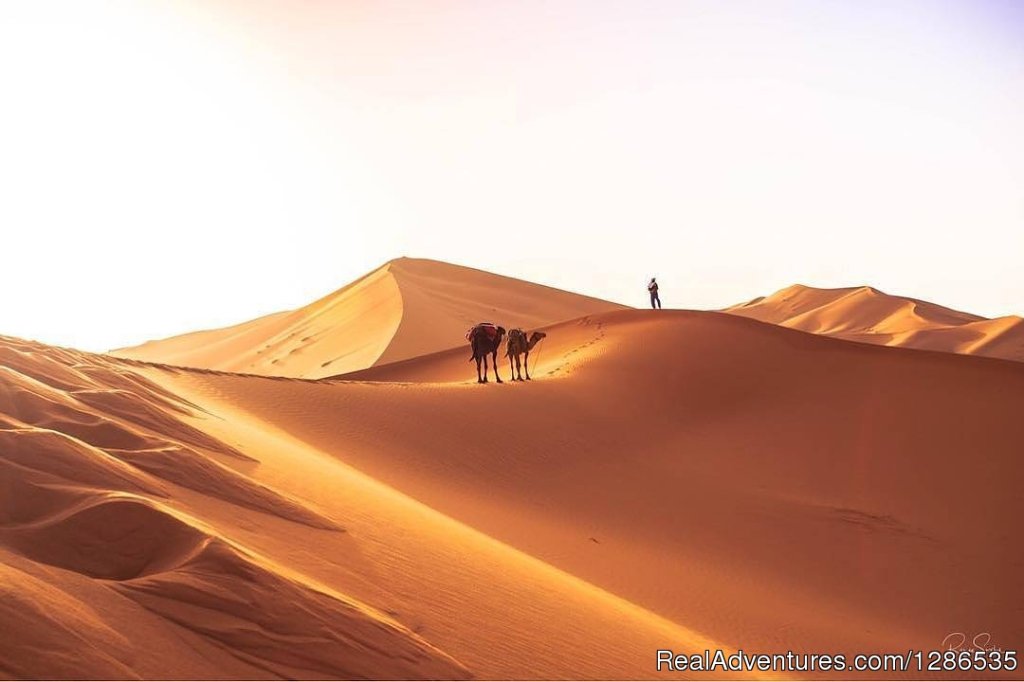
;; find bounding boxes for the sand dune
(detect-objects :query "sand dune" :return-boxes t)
[0,330,729,679]
[117,533,470,680]
[727,284,1024,362]
[1,277,1022,678]
[112,257,625,378]
[0,335,469,679]
[4,301,1019,675]
[175,310,1024,663]
[1,491,466,679]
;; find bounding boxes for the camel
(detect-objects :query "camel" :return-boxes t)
[505,329,546,381]
[467,323,506,384]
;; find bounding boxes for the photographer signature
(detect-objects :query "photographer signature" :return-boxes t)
[942,632,1002,653]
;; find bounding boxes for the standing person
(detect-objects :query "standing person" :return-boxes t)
[648,277,661,309]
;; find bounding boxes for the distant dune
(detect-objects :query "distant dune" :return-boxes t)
[726,284,1024,362]
[112,257,625,378]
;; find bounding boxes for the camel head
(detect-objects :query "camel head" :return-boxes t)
[496,326,506,343]
[528,331,546,349]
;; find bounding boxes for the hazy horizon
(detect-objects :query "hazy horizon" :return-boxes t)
[1,0,1021,351]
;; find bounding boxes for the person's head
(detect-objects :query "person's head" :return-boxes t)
[650,277,656,283]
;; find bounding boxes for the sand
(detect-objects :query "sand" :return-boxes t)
[112,257,625,378]
[2,261,1022,679]
[727,284,1024,363]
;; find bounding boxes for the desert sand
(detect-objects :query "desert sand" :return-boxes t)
[112,257,625,378]
[2,260,1022,679]
[727,284,1024,363]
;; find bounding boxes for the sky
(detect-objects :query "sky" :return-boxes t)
[0,0,1021,351]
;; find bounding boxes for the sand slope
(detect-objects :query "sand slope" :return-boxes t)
[727,284,1024,362]
[0,336,468,680]
[112,257,625,378]
[2,298,1022,677]
[0,332,722,680]
[182,310,1024,666]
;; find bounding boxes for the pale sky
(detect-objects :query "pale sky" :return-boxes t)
[0,0,1021,351]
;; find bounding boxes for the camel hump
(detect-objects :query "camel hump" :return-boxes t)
[467,322,500,342]
[505,328,526,356]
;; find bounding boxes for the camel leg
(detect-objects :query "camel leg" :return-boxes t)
[509,354,515,380]
[524,351,531,380]
[482,354,489,383]
[473,339,483,383]
[493,350,502,383]
[515,354,522,381]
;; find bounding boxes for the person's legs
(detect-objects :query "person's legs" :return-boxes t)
[650,292,656,309]
[656,293,662,309]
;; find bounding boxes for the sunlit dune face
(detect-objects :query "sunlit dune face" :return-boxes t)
[111,257,623,377]
[2,303,1023,678]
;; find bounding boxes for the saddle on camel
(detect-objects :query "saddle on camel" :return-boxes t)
[505,328,546,381]
[467,323,506,384]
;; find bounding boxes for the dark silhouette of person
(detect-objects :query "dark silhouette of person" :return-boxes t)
[648,277,661,309]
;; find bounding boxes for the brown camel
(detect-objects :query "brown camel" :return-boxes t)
[467,323,506,384]
[505,329,546,381]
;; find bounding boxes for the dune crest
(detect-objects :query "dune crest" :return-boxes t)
[726,283,1024,362]
[112,257,625,378]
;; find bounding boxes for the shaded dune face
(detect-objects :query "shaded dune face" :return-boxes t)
[0,336,470,680]
[0,364,247,460]
[0,339,339,529]
[0,495,469,679]
[727,284,1024,362]
[0,426,167,503]
[111,257,625,378]
[0,558,149,680]
[117,539,470,680]
[104,444,341,530]
[2,497,209,581]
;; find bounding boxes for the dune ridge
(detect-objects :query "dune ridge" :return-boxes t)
[727,284,1024,362]
[0,337,338,530]
[112,257,626,378]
